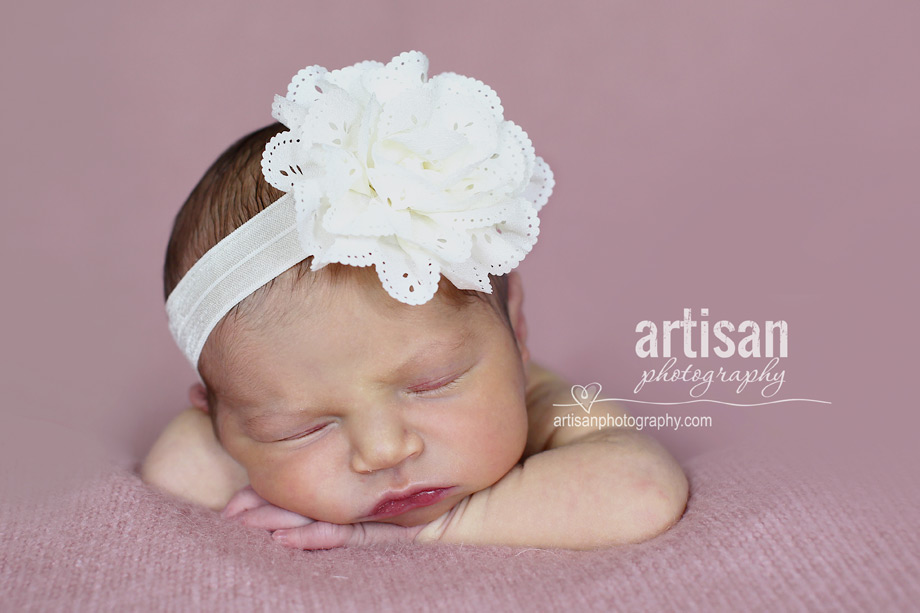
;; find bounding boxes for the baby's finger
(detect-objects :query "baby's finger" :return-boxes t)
[234,505,315,531]
[272,521,423,550]
[221,485,269,518]
[272,522,357,550]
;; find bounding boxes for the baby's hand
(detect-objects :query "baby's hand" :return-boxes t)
[221,486,315,531]
[221,486,428,550]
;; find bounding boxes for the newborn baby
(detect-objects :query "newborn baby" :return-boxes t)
[142,52,688,550]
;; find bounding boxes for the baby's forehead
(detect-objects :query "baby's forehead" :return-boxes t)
[202,277,501,396]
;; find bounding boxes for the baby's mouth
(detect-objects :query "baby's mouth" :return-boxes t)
[364,486,456,521]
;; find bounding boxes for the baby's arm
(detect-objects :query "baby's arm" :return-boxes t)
[143,363,688,550]
[140,400,247,510]
[416,363,689,549]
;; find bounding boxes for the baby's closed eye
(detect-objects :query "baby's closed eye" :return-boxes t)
[273,422,330,442]
[407,372,465,397]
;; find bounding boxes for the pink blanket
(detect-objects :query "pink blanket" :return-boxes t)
[2,444,917,612]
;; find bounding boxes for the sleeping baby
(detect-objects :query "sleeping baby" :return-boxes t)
[142,51,688,550]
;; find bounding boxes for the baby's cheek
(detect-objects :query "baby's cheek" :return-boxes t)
[463,395,528,482]
[493,408,529,465]
[249,456,354,522]
[494,397,529,464]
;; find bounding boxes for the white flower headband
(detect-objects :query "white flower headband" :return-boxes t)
[166,50,554,370]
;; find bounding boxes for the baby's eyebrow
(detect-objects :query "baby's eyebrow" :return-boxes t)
[244,412,279,428]
[241,409,309,434]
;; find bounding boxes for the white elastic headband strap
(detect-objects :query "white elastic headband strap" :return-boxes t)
[166,193,301,371]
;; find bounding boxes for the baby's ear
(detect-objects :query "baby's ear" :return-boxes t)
[506,271,530,365]
[189,383,210,413]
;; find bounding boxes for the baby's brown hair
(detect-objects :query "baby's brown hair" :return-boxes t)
[164,123,511,422]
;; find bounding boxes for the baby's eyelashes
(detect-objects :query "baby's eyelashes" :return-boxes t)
[273,422,331,442]
[405,364,474,398]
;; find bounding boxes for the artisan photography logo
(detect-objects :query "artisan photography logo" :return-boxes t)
[551,307,829,428]
[630,307,830,406]
[552,383,714,431]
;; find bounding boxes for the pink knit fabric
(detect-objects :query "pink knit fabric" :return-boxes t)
[2,444,917,612]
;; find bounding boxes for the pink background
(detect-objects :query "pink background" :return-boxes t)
[1,0,916,476]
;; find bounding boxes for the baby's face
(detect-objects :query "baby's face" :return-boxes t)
[204,274,529,527]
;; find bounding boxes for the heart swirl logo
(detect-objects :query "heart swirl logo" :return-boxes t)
[571,383,603,414]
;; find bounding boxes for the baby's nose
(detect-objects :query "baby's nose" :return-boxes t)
[348,409,423,474]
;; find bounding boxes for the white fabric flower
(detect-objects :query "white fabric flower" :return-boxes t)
[261,50,553,305]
